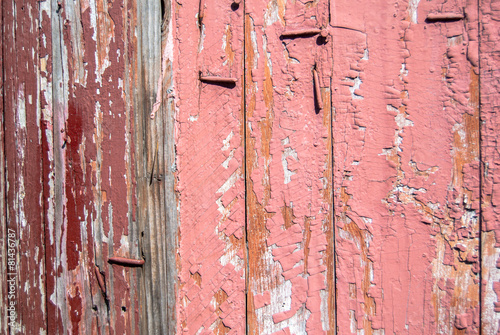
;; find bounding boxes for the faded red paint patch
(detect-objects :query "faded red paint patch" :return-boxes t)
[68,286,83,335]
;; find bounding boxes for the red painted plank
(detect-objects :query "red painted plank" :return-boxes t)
[2,0,47,333]
[480,0,500,332]
[0,2,5,332]
[244,1,335,333]
[39,1,140,333]
[332,0,480,333]
[175,0,246,333]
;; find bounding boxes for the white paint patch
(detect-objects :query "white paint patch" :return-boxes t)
[250,21,260,68]
[348,77,364,100]
[320,289,330,331]
[282,147,298,184]
[217,169,241,195]
[198,24,206,53]
[222,149,236,169]
[349,309,357,333]
[222,131,234,151]
[18,88,27,130]
[408,0,421,23]
[362,48,369,60]
[264,0,281,27]
[263,34,273,74]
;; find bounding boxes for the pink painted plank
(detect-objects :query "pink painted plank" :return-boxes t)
[480,0,500,333]
[244,1,335,333]
[175,0,246,333]
[332,0,480,333]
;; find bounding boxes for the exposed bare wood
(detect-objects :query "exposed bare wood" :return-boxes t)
[134,0,177,333]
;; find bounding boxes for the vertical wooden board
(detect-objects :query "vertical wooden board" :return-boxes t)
[245,1,334,333]
[175,0,246,333]
[39,0,62,332]
[41,0,140,333]
[0,1,5,331]
[480,0,500,333]
[332,0,480,333]
[2,1,47,333]
[134,0,178,333]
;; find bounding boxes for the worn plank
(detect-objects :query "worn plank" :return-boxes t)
[41,0,141,333]
[174,0,246,333]
[244,1,335,333]
[0,4,5,333]
[480,0,500,332]
[2,1,47,333]
[332,0,480,333]
[0,1,5,331]
[134,0,178,333]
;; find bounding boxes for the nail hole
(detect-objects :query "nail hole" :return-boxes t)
[122,306,127,312]
[316,35,328,46]
[231,2,239,10]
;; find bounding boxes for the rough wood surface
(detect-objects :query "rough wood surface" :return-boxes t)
[134,0,177,333]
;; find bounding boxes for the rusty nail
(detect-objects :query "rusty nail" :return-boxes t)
[108,256,145,267]
[94,266,106,296]
[281,28,322,38]
[313,69,323,111]
[200,75,237,84]
[426,13,464,22]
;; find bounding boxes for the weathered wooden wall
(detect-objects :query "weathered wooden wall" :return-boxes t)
[1,0,500,334]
